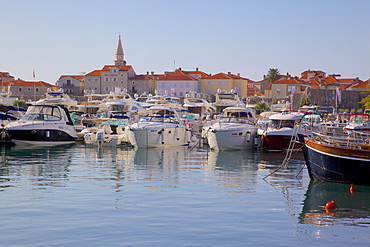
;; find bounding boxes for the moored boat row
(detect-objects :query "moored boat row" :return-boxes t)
[2,88,370,188]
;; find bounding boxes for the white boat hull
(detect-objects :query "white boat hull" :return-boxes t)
[203,124,258,150]
[126,123,191,148]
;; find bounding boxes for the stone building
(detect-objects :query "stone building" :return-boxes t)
[56,75,84,96]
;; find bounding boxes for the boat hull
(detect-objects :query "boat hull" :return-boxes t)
[7,129,77,145]
[302,137,370,185]
[205,126,258,150]
[126,125,191,148]
[261,133,302,152]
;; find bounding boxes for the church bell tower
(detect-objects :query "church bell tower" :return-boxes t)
[115,35,126,66]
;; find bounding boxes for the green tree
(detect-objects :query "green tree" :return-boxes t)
[254,102,270,113]
[13,100,27,108]
[360,89,370,109]
[265,68,282,85]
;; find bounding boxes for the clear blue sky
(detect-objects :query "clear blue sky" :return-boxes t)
[1,0,369,84]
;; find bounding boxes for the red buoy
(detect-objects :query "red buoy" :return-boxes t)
[349,184,355,193]
[325,200,337,209]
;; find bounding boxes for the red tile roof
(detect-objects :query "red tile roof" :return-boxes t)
[86,65,132,76]
[58,75,84,82]
[271,78,302,84]
[247,87,263,96]
[101,65,132,71]
[350,80,370,89]
[0,72,13,78]
[337,78,362,85]
[130,74,166,80]
[158,69,197,81]
[6,79,54,87]
[85,70,101,76]
[186,70,209,78]
[203,73,231,80]
[300,70,326,79]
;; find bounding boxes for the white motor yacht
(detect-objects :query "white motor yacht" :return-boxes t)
[344,114,370,131]
[5,104,77,146]
[202,106,258,150]
[124,105,192,148]
[35,88,78,110]
[82,119,130,147]
[212,89,245,113]
[183,93,216,120]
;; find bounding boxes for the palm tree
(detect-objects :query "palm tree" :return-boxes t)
[254,102,270,114]
[265,68,282,85]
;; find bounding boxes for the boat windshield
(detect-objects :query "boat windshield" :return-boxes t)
[302,115,322,124]
[218,94,235,100]
[217,117,254,124]
[21,105,62,121]
[271,119,295,128]
[139,115,179,124]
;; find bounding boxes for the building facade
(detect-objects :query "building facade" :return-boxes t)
[156,68,199,96]
[3,79,54,101]
[199,72,256,98]
[56,75,84,96]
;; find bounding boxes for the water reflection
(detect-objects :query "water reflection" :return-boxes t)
[205,150,261,172]
[0,145,75,190]
[201,150,263,194]
[300,180,370,227]
[258,152,306,188]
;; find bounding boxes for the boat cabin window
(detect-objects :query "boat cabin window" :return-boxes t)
[187,107,202,115]
[302,115,322,124]
[21,105,62,121]
[111,104,130,112]
[188,99,203,103]
[271,119,295,128]
[229,112,252,118]
[150,110,175,116]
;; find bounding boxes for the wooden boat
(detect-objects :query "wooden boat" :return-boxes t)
[301,131,370,185]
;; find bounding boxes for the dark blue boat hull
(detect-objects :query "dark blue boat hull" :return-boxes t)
[302,139,370,185]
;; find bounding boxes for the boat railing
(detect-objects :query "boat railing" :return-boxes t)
[310,131,370,150]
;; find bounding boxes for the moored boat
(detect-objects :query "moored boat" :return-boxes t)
[183,93,216,120]
[259,112,305,152]
[82,119,129,147]
[124,105,192,148]
[301,131,370,185]
[202,106,258,150]
[344,113,370,131]
[4,104,77,146]
[35,88,78,110]
[212,89,245,113]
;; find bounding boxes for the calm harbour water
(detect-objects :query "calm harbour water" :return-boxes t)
[0,143,369,247]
